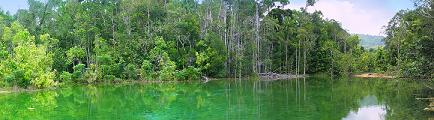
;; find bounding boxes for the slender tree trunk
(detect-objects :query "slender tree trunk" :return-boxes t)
[286,41,288,75]
[86,39,90,65]
[147,1,151,38]
[201,2,211,39]
[293,50,296,74]
[229,5,234,77]
[397,40,400,68]
[36,1,49,36]
[270,43,273,73]
[238,35,241,79]
[344,41,347,53]
[295,46,297,75]
[298,38,301,75]
[111,13,116,43]
[164,0,167,9]
[219,0,229,77]
[330,50,334,77]
[303,38,307,76]
[398,30,402,70]
[254,2,260,74]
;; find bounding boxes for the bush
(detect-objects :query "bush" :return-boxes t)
[123,63,138,80]
[175,66,201,81]
[159,53,176,81]
[83,64,97,83]
[83,70,97,83]
[140,60,153,80]
[104,75,116,81]
[72,64,85,81]
[32,72,56,88]
[59,71,72,82]
[4,69,28,87]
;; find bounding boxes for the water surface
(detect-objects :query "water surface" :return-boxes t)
[0,77,432,120]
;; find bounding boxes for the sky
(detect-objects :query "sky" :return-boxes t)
[0,0,28,14]
[285,0,415,36]
[0,0,415,36]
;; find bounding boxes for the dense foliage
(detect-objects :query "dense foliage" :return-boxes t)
[0,22,56,88]
[0,0,431,88]
[384,0,434,79]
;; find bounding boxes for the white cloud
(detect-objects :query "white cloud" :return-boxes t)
[284,0,394,36]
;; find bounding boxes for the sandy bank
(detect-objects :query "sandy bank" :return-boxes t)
[353,73,395,78]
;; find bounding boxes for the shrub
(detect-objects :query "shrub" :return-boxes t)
[32,72,56,88]
[140,60,153,80]
[72,64,86,81]
[84,71,97,83]
[83,64,97,83]
[59,71,72,82]
[104,75,116,81]
[4,69,28,87]
[123,63,138,80]
[175,66,201,81]
[159,53,176,81]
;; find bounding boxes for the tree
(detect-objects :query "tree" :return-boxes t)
[385,6,434,78]
[149,36,177,81]
[0,22,55,88]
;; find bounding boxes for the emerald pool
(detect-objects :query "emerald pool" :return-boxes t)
[0,77,432,120]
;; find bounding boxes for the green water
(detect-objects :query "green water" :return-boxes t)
[0,77,432,120]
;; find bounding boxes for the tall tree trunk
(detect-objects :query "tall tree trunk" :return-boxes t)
[111,13,116,44]
[296,49,298,75]
[201,2,211,39]
[298,38,301,75]
[36,1,50,36]
[270,43,273,73]
[219,0,229,77]
[86,38,90,65]
[303,39,307,76]
[344,41,347,53]
[229,4,234,77]
[398,30,402,70]
[164,0,167,9]
[147,1,151,38]
[330,50,334,77]
[125,15,131,36]
[286,41,288,75]
[254,2,260,74]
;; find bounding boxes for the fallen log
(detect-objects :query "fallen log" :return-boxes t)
[416,98,434,100]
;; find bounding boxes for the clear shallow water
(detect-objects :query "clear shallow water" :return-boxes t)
[0,77,432,120]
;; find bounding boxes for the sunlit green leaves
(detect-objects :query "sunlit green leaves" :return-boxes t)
[140,60,153,80]
[0,22,55,88]
[66,46,85,65]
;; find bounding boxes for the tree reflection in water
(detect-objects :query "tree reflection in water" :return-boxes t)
[0,77,431,119]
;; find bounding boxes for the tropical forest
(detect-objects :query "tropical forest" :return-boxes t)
[0,0,433,119]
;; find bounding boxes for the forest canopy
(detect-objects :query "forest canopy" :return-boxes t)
[0,0,432,88]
